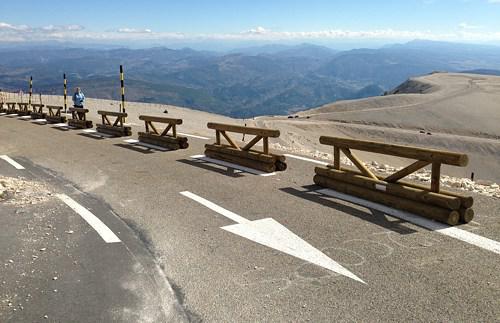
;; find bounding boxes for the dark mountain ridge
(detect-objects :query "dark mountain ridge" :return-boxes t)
[1,40,499,117]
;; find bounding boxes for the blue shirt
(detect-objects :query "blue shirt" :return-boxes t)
[72,92,85,106]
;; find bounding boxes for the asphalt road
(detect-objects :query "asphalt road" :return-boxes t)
[1,114,499,322]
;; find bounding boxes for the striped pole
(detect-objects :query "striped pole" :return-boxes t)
[120,65,125,114]
[29,76,33,107]
[63,73,67,113]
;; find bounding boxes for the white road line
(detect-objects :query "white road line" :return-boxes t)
[18,116,32,119]
[178,132,209,140]
[56,194,121,243]
[191,154,276,177]
[6,114,18,117]
[318,188,500,255]
[0,113,7,115]
[284,154,329,166]
[123,139,168,151]
[180,191,364,283]
[180,191,250,224]
[51,123,74,129]
[31,119,47,123]
[81,129,114,138]
[0,155,25,170]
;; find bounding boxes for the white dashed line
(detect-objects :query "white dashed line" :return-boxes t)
[318,188,500,255]
[123,139,169,151]
[0,155,25,170]
[81,129,115,138]
[178,132,209,140]
[284,154,329,166]
[191,154,276,176]
[56,194,121,243]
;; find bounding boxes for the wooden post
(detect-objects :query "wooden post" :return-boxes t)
[216,130,221,145]
[431,162,441,193]
[120,65,125,115]
[28,76,32,108]
[263,137,269,154]
[333,146,340,170]
[63,73,67,113]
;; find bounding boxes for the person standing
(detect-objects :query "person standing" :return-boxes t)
[72,87,85,108]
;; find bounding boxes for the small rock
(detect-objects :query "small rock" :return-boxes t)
[8,259,13,263]
[52,276,58,281]
[44,315,48,319]
[65,230,74,234]
[39,248,46,252]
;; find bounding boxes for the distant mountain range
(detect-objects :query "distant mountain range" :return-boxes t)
[1,40,500,117]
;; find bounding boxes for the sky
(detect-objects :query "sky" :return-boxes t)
[1,0,500,48]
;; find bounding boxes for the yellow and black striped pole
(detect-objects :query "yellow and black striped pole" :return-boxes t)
[63,73,67,113]
[120,65,125,114]
[28,76,33,108]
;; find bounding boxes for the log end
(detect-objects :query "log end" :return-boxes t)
[275,160,287,171]
[459,208,474,224]
[447,211,460,226]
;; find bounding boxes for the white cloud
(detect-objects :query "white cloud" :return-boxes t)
[458,22,482,30]
[117,27,152,34]
[0,22,30,31]
[41,24,85,32]
[1,22,500,44]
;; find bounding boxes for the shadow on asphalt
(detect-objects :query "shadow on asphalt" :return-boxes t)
[280,185,418,235]
[77,133,109,140]
[177,158,245,178]
[114,143,158,154]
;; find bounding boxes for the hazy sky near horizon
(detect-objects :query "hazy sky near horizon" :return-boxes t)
[1,0,500,45]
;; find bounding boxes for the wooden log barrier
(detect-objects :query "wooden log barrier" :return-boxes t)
[205,122,287,173]
[314,174,460,225]
[96,110,132,137]
[67,107,93,129]
[17,103,30,116]
[315,167,461,210]
[316,136,473,224]
[30,103,46,119]
[45,105,67,124]
[137,115,188,150]
[6,102,18,114]
[328,166,474,209]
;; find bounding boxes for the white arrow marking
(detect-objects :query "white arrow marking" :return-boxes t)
[180,191,365,283]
